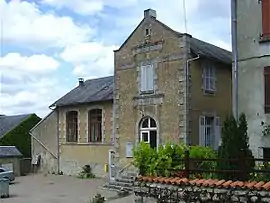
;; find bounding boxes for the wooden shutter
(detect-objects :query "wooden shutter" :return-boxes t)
[147,65,154,91]
[140,66,146,91]
[262,0,270,38]
[265,67,270,113]
[214,117,221,151]
[199,116,205,146]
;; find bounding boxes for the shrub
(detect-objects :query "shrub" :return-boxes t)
[217,113,254,181]
[89,193,105,203]
[77,165,95,179]
[250,162,270,182]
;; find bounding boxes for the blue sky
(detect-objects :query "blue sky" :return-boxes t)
[0,0,231,117]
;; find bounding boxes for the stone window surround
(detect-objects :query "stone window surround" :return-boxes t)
[137,59,158,96]
[135,112,160,150]
[62,108,80,144]
[85,106,106,144]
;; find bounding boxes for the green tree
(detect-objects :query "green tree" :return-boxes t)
[217,113,254,181]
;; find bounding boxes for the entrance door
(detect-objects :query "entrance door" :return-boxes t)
[139,117,158,149]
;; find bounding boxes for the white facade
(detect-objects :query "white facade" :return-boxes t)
[237,0,270,157]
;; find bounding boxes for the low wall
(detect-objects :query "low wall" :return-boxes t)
[134,177,270,203]
[60,144,113,177]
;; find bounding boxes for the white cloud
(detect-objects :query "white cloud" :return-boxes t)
[60,42,117,78]
[0,0,92,50]
[0,53,68,117]
[0,53,60,75]
[42,0,138,15]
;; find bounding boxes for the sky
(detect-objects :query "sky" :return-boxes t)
[0,0,231,118]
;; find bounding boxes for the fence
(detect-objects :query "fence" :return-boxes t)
[160,150,270,181]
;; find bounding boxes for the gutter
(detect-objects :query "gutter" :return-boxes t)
[185,54,200,145]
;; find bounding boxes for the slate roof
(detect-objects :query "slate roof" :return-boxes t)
[0,114,32,139]
[0,146,23,158]
[50,76,114,108]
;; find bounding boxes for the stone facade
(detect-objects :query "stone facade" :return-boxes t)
[237,0,270,157]
[113,9,232,168]
[31,101,113,177]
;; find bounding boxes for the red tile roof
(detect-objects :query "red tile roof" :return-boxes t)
[136,176,270,190]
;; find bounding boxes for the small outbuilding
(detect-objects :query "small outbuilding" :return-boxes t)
[0,146,23,176]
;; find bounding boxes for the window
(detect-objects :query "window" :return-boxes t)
[202,61,216,93]
[263,148,270,159]
[139,117,157,149]
[200,116,221,150]
[264,67,270,113]
[88,109,102,142]
[140,64,154,92]
[261,0,270,40]
[66,111,78,142]
[145,28,150,36]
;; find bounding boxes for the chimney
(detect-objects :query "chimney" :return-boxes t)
[144,9,157,19]
[78,78,84,86]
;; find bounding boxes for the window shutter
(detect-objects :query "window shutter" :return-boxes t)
[147,65,154,90]
[199,116,206,146]
[262,0,270,38]
[264,67,270,113]
[140,66,146,91]
[213,65,217,91]
[202,64,206,90]
[214,117,221,151]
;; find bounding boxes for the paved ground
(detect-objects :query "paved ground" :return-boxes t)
[0,174,133,203]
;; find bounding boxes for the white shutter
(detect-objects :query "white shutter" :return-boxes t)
[214,117,221,150]
[140,66,146,91]
[202,64,206,90]
[213,65,217,91]
[199,116,206,146]
[148,65,154,90]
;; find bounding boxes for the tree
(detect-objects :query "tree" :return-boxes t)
[217,113,254,181]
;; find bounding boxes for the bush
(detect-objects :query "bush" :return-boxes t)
[77,165,95,179]
[133,142,217,178]
[217,113,254,181]
[89,193,105,203]
[250,162,270,182]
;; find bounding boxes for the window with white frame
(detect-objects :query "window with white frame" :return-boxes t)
[140,64,154,92]
[202,61,216,93]
[199,116,221,150]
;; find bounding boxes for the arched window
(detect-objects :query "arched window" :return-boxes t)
[139,117,157,149]
[66,111,78,142]
[88,109,102,142]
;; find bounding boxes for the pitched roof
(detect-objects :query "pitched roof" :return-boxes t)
[115,15,231,65]
[189,37,232,64]
[137,176,270,191]
[50,76,114,108]
[0,146,23,158]
[0,114,32,138]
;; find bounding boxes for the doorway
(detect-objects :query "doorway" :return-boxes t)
[139,117,158,149]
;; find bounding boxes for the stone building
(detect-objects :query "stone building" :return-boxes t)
[31,77,114,176]
[31,9,232,177]
[237,0,270,158]
[113,9,232,169]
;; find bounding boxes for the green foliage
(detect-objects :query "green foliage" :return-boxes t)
[77,165,95,179]
[250,162,270,182]
[132,142,157,176]
[217,113,254,181]
[133,142,217,178]
[89,193,105,203]
[0,114,41,158]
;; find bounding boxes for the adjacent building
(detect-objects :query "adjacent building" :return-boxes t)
[237,0,270,158]
[31,9,232,177]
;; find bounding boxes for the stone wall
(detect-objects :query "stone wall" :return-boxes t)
[134,181,270,203]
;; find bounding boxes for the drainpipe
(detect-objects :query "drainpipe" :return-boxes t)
[231,0,239,120]
[185,54,200,145]
[50,106,60,174]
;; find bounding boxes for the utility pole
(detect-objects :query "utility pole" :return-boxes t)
[231,0,239,120]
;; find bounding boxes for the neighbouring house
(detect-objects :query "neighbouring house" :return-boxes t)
[31,77,114,176]
[237,0,270,158]
[0,146,23,176]
[31,9,232,178]
[0,114,41,158]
